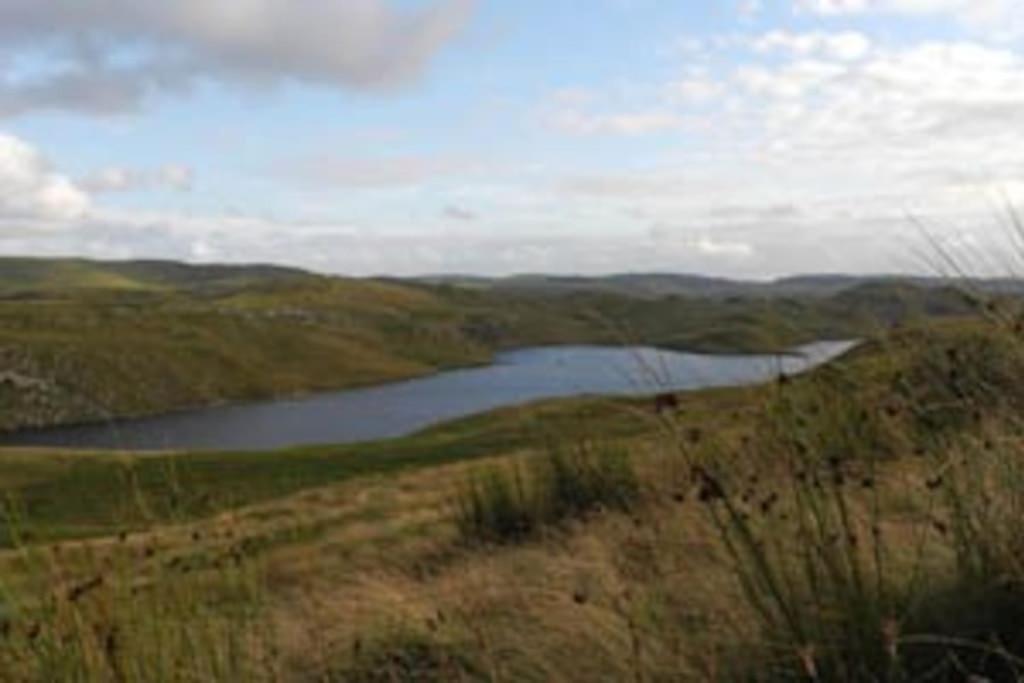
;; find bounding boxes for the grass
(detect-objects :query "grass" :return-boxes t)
[0,499,276,681]
[291,315,1024,681]
[661,315,1024,680]
[454,442,639,544]
[0,397,655,544]
[4,303,1024,679]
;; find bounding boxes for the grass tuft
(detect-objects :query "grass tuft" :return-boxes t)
[455,443,639,545]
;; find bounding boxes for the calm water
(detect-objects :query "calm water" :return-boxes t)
[1,341,857,452]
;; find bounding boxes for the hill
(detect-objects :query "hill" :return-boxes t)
[418,271,1024,299]
[0,257,315,296]
[0,257,981,432]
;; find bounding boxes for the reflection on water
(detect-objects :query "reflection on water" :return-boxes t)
[1,341,858,452]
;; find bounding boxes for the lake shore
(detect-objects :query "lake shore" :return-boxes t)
[0,340,856,452]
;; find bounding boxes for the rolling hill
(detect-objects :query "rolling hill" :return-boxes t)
[0,257,315,296]
[0,257,983,432]
[417,271,1024,299]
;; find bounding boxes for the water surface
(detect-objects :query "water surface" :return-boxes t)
[1,341,857,452]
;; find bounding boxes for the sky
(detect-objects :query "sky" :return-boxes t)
[1,0,1024,278]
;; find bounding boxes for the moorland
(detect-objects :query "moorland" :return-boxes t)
[0,258,1022,681]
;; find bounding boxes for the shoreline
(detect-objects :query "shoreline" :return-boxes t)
[0,339,857,452]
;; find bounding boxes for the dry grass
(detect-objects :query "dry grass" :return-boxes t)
[7,317,1024,680]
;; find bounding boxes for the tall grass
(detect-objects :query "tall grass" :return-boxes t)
[688,319,1024,680]
[314,315,1024,681]
[6,285,1024,680]
[455,443,640,544]
[0,484,277,682]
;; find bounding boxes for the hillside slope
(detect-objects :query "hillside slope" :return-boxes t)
[420,271,1024,299]
[0,258,980,432]
[0,257,314,295]
[4,317,1024,682]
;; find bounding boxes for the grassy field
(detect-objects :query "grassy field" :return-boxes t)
[5,313,1024,680]
[0,396,663,544]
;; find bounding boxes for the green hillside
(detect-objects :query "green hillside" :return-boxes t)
[421,271,1024,299]
[0,257,314,295]
[0,258,980,432]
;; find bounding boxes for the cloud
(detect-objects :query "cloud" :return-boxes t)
[753,30,872,61]
[708,203,804,220]
[693,236,755,257]
[0,0,475,117]
[160,164,194,191]
[736,58,849,99]
[80,164,194,193]
[795,0,980,15]
[543,84,695,136]
[796,0,878,13]
[666,75,726,103]
[739,0,765,20]
[0,133,89,219]
[281,155,487,188]
[649,224,755,258]
[733,40,1024,168]
[532,27,1024,277]
[443,205,477,221]
[795,0,1024,33]
[4,4,1022,279]
[546,108,687,136]
[558,173,689,197]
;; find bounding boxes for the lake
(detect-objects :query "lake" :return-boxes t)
[0,341,857,452]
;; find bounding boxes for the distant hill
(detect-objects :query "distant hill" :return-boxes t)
[0,258,1018,301]
[417,272,1024,300]
[0,257,316,296]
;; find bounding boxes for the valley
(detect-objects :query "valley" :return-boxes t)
[0,258,973,433]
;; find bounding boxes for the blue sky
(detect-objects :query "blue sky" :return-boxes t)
[0,0,1022,277]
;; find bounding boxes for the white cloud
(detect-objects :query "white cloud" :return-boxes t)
[737,59,848,98]
[797,0,877,13]
[650,225,755,258]
[546,107,687,136]
[160,164,194,191]
[739,0,765,19]
[795,0,1024,35]
[280,155,489,188]
[667,76,726,103]
[531,29,1024,277]
[558,173,690,198]
[80,164,194,193]
[0,0,475,116]
[694,236,755,257]
[796,0,984,15]
[753,30,872,61]
[674,37,708,56]
[0,133,89,220]
[443,205,478,221]
[736,40,1024,162]
[4,5,1024,278]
